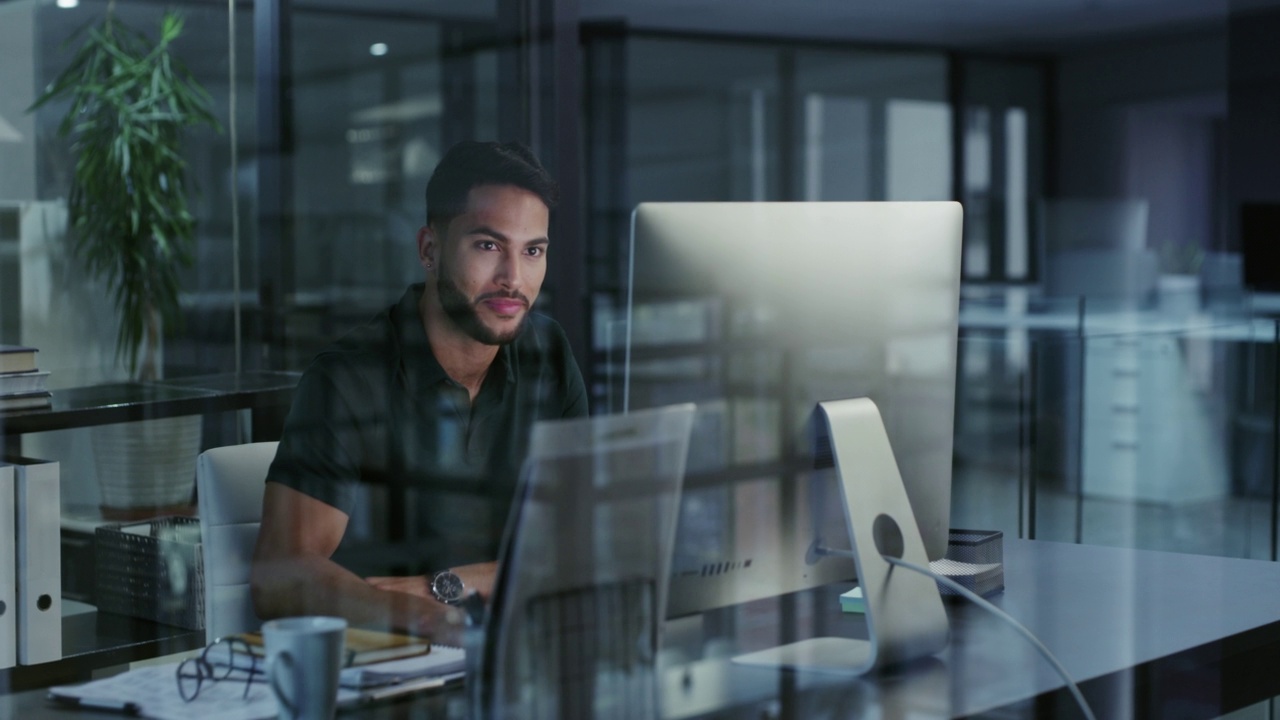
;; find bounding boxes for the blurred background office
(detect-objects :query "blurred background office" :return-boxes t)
[3,0,1280,711]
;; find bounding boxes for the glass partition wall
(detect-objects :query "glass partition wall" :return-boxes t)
[957,289,1278,560]
[5,0,510,382]
[4,4,510,450]
[590,29,1280,710]
[0,0,522,691]
[583,29,1052,555]
[2,0,257,691]
[3,1,258,551]
[5,0,249,386]
[283,7,507,368]
[3,0,1280,714]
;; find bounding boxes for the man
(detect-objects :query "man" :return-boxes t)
[251,142,587,644]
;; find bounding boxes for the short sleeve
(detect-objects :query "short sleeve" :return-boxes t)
[265,360,366,516]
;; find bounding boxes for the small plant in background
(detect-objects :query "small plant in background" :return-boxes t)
[29,6,219,380]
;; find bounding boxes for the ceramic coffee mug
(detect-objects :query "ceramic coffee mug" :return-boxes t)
[263,616,347,720]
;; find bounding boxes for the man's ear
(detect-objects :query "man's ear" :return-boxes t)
[417,224,438,273]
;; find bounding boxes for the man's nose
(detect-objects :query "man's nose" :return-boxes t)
[496,252,523,290]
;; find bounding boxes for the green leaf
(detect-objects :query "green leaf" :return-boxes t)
[26,9,217,377]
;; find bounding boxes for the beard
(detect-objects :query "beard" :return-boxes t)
[436,269,530,346]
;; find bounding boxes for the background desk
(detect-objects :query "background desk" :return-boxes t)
[959,305,1276,505]
[6,539,1280,718]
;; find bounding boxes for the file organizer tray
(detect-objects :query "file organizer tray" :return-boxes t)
[96,516,205,630]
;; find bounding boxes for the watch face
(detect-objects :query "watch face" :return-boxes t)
[432,571,465,604]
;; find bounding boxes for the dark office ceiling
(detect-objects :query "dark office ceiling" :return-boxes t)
[25,0,1278,50]
[582,0,1243,48]
[289,0,1276,49]
[20,0,1280,67]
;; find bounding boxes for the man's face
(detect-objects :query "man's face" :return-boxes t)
[420,184,550,345]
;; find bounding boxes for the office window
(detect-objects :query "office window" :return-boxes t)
[801,94,872,201]
[964,107,993,277]
[283,8,502,368]
[1005,107,1030,278]
[885,98,952,201]
[794,49,948,202]
[958,59,1047,283]
[624,37,781,204]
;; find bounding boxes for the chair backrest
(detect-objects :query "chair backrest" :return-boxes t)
[196,442,278,641]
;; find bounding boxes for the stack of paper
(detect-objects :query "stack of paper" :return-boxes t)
[929,558,1004,598]
[339,645,466,689]
[48,646,467,720]
[839,587,865,614]
[240,639,466,688]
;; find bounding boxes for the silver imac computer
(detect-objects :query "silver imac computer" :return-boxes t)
[624,201,963,619]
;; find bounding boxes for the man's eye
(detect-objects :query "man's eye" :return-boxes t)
[477,241,498,251]
[527,247,544,258]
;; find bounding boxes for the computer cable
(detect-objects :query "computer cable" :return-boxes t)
[882,555,1098,720]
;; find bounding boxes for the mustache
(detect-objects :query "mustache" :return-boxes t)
[476,290,530,307]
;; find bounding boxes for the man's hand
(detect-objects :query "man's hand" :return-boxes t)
[364,562,499,646]
[365,561,499,601]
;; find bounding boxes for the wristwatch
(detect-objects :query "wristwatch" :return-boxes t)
[429,570,466,605]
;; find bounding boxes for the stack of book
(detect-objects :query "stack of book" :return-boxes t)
[0,345,51,412]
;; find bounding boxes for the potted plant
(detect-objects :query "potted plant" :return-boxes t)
[30,5,220,518]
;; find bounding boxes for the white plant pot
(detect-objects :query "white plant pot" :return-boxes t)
[91,416,202,514]
[1157,273,1201,316]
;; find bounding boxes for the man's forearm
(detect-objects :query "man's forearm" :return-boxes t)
[251,553,458,642]
[367,561,497,602]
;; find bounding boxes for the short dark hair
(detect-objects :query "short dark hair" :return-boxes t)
[424,141,559,228]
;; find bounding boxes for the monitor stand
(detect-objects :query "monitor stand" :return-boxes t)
[733,398,949,675]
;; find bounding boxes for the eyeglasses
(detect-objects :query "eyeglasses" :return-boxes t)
[176,637,265,702]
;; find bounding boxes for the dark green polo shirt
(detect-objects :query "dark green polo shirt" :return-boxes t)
[266,283,588,572]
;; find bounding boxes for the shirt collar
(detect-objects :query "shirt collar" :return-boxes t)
[393,283,516,395]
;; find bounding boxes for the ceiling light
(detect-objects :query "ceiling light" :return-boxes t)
[56,0,79,8]
[369,43,388,57]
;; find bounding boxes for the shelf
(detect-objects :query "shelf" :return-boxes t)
[0,371,300,686]
[2,610,204,692]
[0,371,300,436]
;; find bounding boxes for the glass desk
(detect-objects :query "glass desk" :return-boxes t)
[6,539,1280,718]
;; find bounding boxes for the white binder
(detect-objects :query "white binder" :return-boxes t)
[9,456,61,665]
[0,463,15,669]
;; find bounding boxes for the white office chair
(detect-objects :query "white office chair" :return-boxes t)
[196,441,278,642]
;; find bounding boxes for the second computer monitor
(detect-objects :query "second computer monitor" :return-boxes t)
[625,201,963,616]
